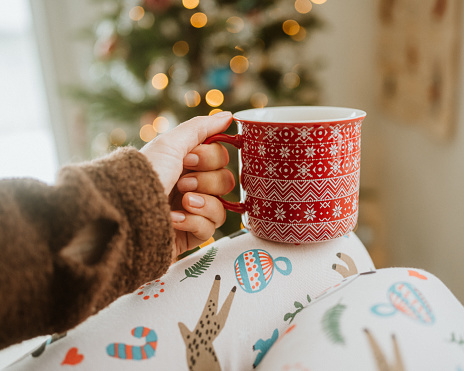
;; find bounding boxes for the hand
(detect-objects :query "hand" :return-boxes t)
[140,112,235,259]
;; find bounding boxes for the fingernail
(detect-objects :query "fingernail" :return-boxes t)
[171,211,186,223]
[183,153,199,167]
[177,177,198,192]
[188,194,205,208]
[214,111,231,118]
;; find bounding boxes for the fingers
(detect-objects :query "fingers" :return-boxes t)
[177,169,235,195]
[181,193,226,228]
[157,111,233,158]
[170,193,226,251]
[183,142,229,171]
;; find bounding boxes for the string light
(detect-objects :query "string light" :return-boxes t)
[230,55,249,74]
[138,13,155,29]
[129,6,145,21]
[283,20,300,36]
[209,108,223,115]
[205,89,224,107]
[183,0,199,9]
[283,72,301,89]
[250,92,268,108]
[110,128,127,146]
[190,12,207,28]
[184,90,201,107]
[173,41,189,57]
[295,0,312,13]
[140,124,157,142]
[140,111,157,126]
[226,17,244,33]
[291,28,306,41]
[152,73,169,90]
[311,0,327,3]
[153,116,170,133]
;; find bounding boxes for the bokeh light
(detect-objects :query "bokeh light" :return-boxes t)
[138,13,155,29]
[226,17,245,33]
[110,128,127,146]
[291,27,306,41]
[140,124,157,142]
[209,108,223,115]
[152,73,169,90]
[184,90,201,107]
[153,116,170,133]
[173,41,189,57]
[183,0,199,9]
[311,0,327,4]
[190,12,207,28]
[205,89,224,107]
[129,6,145,21]
[230,55,249,74]
[283,20,300,36]
[250,92,268,108]
[283,72,301,89]
[295,0,312,13]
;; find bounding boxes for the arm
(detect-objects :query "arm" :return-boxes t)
[0,148,173,349]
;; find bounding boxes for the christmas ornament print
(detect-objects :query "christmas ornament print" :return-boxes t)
[136,279,165,300]
[371,282,435,324]
[106,327,158,360]
[234,249,292,293]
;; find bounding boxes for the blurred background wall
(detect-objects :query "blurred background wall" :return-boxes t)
[312,0,464,301]
[0,0,463,301]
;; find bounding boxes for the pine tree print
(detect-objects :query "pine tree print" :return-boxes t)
[322,302,347,345]
[180,246,218,282]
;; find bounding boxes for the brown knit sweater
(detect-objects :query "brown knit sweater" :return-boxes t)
[0,148,174,349]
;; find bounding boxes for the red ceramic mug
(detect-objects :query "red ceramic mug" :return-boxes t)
[204,106,366,244]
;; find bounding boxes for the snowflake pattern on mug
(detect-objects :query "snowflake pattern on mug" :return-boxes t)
[235,114,364,243]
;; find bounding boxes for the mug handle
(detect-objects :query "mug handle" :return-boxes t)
[203,133,245,214]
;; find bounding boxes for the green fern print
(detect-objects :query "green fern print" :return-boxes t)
[180,246,218,282]
[283,295,312,323]
[322,302,347,345]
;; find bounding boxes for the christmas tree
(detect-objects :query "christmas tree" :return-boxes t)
[75,0,325,236]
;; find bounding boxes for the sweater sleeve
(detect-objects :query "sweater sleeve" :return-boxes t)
[0,147,174,349]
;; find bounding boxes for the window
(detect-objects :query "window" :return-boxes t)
[0,0,58,184]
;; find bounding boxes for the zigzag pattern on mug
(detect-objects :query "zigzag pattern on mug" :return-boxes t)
[243,171,360,202]
[248,214,358,243]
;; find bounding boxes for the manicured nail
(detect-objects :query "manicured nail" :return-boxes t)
[177,177,198,192]
[214,111,231,117]
[171,211,186,223]
[188,194,205,208]
[183,153,199,167]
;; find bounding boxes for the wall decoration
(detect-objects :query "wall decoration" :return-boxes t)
[377,0,462,139]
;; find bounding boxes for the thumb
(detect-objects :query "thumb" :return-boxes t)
[139,111,233,196]
[165,111,233,157]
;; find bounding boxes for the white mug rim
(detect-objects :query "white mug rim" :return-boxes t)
[233,106,366,124]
